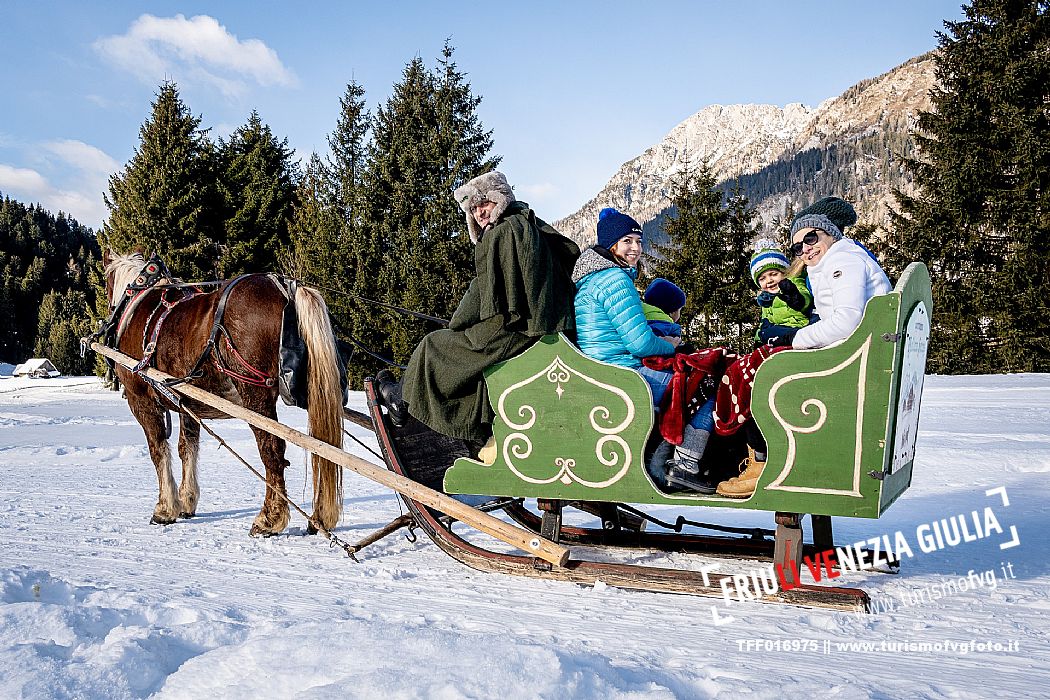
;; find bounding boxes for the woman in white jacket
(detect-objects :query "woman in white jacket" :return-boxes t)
[786,211,891,349]
[716,199,891,498]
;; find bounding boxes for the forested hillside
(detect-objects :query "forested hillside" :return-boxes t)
[0,197,98,373]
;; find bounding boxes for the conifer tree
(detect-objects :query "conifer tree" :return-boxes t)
[887,0,1050,373]
[35,288,94,375]
[717,186,762,350]
[324,81,379,381]
[0,196,97,362]
[101,81,222,280]
[285,153,341,283]
[217,111,298,275]
[357,44,499,380]
[650,167,758,350]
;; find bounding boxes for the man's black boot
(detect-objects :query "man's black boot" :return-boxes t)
[375,369,409,428]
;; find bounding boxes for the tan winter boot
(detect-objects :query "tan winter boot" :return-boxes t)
[721,447,757,485]
[716,452,766,498]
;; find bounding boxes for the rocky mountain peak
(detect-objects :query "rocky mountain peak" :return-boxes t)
[555,53,937,247]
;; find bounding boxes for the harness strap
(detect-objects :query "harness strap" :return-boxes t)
[198,274,276,388]
[208,274,253,345]
[133,287,200,374]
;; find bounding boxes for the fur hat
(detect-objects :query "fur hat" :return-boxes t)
[790,213,843,242]
[453,170,515,243]
[750,240,790,284]
[644,278,686,314]
[792,197,857,238]
[597,207,643,249]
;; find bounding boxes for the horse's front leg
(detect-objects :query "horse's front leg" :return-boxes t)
[130,399,182,525]
[177,412,201,518]
[248,423,291,537]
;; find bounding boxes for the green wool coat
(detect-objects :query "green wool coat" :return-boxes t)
[402,202,580,441]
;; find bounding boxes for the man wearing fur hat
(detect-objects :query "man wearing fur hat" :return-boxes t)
[376,170,579,448]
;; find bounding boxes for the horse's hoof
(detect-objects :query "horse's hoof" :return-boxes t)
[179,512,196,519]
[150,515,176,526]
[249,524,278,538]
[306,522,319,535]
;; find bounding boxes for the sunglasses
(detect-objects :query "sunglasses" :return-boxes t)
[790,230,821,256]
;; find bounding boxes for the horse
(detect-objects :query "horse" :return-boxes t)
[101,251,345,537]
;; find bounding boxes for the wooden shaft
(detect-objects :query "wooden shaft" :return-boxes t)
[91,341,570,567]
[348,513,415,555]
[343,407,375,431]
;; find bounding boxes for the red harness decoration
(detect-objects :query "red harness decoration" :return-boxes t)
[212,330,274,388]
[133,287,200,373]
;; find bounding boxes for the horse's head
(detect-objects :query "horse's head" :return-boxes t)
[103,250,147,308]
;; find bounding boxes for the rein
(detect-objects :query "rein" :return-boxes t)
[284,277,450,327]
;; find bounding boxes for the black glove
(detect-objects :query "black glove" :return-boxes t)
[756,290,776,308]
[766,327,798,348]
[778,279,809,312]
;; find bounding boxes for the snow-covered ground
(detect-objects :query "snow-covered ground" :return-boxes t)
[1,374,1048,698]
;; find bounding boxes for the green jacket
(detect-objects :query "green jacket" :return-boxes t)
[402,202,579,440]
[754,276,813,342]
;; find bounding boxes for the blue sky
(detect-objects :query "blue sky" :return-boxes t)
[0,1,965,231]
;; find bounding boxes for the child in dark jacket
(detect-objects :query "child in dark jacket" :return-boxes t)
[641,278,685,340]
[750,242,812,347]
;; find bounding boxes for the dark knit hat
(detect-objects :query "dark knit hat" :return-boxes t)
[793,197,857,234]
[597,207,643,249]
[644,278,687,314]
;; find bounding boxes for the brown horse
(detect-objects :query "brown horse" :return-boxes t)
[102,251,344,536]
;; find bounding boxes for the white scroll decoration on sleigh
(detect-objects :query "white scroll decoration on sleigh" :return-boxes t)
[495,356,635,487]
[763,336,872,497]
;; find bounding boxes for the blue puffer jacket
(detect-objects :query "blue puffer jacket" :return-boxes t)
[572,247,675,368]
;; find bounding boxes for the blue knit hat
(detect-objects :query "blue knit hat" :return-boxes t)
[597,207,643,250]
[644,278,687,314]
[750,240,790,285]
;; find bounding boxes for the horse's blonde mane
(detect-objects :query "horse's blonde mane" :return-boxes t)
[104,252,147,308]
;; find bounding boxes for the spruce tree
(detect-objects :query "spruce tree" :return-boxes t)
[217,111,298,276]
[650,166,761,349]
[357,44,499,380]
[101,81,222,280]
[888,0,1050,373]
[716,186,762,350]
[35,288,94,375]
[324,81,380,385]
[285,153,342,283]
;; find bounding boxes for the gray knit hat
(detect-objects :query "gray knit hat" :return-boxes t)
[453,170,515,243]
[792,196,857,236]
[790,213,843,241]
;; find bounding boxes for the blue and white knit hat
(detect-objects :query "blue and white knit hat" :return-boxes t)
[750,240,790,285]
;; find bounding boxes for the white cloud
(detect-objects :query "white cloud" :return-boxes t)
[0,165,51,196]
[0,157,110,230]
[43,140,121,175]
[94,14,297,98]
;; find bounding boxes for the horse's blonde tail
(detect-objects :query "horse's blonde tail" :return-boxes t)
[294,286,344,531]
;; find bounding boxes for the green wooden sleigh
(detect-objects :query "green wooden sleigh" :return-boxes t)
[444,262,933,520]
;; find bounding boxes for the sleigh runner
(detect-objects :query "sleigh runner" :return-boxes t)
[89,251,931,611]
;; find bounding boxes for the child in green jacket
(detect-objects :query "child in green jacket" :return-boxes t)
[750,242,813,346]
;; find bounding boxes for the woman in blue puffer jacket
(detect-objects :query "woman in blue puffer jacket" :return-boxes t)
[572,208,716,493]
